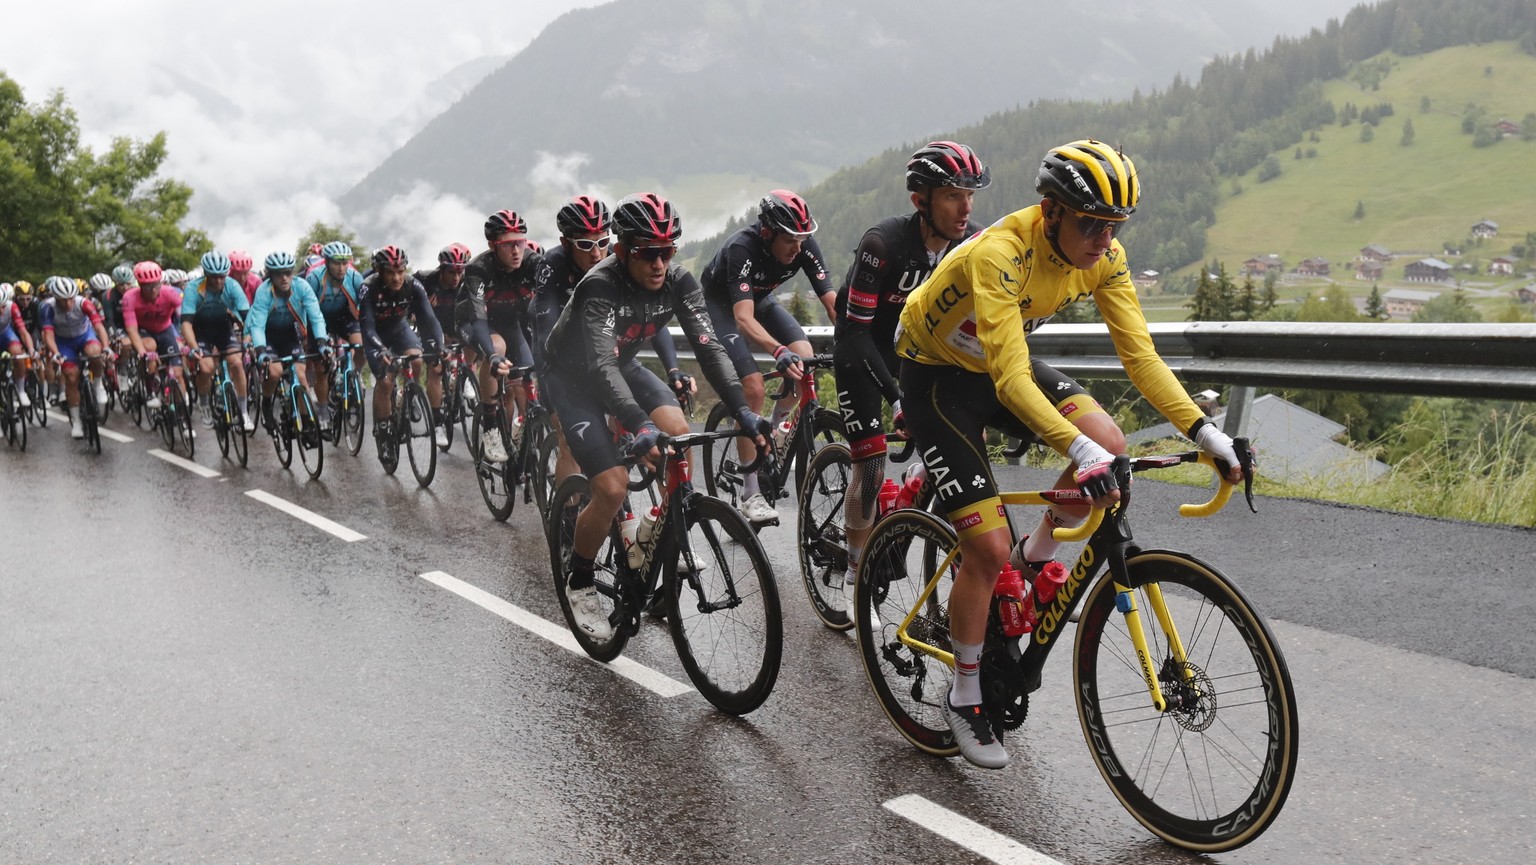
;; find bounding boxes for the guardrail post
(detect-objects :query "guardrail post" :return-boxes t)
[1222,385,1255,438]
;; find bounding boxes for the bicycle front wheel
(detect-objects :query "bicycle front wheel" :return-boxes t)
[456,369,479,453]
[665,494,783,715]
[471,411,514,521]
[547,474,631,662]
[534,421,561,523]
[295,387,324,480]
[403,382,436,487]
[214,380,233,458]
[855,507,961,757]
[171,384,194,457]
[340,369,365,456]
[79,376,102,454]
[797,441,853,630]
[1074,550,1299,853]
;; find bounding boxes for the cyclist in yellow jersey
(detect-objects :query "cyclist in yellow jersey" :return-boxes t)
[894,139,1243,769]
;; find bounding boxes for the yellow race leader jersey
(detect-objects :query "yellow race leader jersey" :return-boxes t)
[895,205,1204,455]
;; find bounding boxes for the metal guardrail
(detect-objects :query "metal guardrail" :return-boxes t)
[657,321,1536,402]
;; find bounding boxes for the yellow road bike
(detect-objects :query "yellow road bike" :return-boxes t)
[853,441,1297,852]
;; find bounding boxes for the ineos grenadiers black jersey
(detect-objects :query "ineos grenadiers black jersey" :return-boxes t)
[531,246,680,374]
[699,226,835,306]
[415,267,459,334]
[454,249,543,357]
[834,213,982,403]
[547,255,745,433]
[359,274,443,350]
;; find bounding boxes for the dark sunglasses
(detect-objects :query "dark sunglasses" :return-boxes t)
[569,235,612,253]
[630,245,677,263]
[1069,208,1128,239]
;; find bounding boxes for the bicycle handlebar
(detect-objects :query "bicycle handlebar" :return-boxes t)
[624,427,768,491]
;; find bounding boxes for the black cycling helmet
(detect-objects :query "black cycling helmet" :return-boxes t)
[906,141,991,192]
[483,209,528,240]
[757,189,818,235]
[556,195,611,237]
[612,193,682,244]
[1035,139,1139,218]
[372,245,409,270]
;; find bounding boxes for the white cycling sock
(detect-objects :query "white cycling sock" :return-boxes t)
[844,544,863,585]
[949,640,984,706]
[743,471,761,498]
[1023,508,1085,563]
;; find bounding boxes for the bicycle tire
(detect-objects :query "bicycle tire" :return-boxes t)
[78,371,102,454]
[456,369,479,455]
[404,382,436,487]
[157,387,177,450]
[229,384,249,468]
[28,376,49,427]
[2,383,24,451]
[700,401,742,506]
[547,474,630,662]
[797,441,853,630]
[342,369,365,456]
[1074,549,1299,853]
[856,507,962,757]
[295,386,324,480]
[172,384,194,457]
[665,494,783,715]
[214,380,233,458]
[471,411,514,521]
[273,389,294,468]
[533,415,559,521]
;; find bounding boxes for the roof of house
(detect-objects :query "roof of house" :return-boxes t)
[1410,257,1452,269]
[1383,288,1440,302]
[1124,394,1390,485]
[1474,219,1500,229]
[1362,243,1392,255]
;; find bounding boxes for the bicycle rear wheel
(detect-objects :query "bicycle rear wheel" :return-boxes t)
[295,386,324,480]
[471,411,514,521]
[2,384,24,451]
[665,494,783,715]
[797,442,853,630]
[28,376,49,427]
[1075,550,1299,853]
[856,508,961,756]
[403,382,436,487]
[547,474,631,662]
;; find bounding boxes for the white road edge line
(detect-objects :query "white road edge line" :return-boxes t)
[419,570,692,699]
[147,448,222,478]
[882,795,1068,865]
[43,410,134,442]
[244,489,367,542]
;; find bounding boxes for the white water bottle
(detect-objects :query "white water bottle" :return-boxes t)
[619,511,641,568]
[634,506,662,560]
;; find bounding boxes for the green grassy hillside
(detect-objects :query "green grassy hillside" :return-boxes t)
[1200,42,1536,287]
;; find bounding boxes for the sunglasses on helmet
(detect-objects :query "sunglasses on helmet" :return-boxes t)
[569,235,612,253]
[629,245,677,263]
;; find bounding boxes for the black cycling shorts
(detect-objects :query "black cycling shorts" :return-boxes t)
[544,361,676,476]
[899,358,1099,540]
[706,296,807,382]
[832,343,899,462]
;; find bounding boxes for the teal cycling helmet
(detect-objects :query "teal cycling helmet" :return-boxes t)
[201,251,232,276]
[111,264,136,285]
[321,241,353,261]
[264,250,297,272]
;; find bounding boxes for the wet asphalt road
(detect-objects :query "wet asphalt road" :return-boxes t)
[3,409,1535,865]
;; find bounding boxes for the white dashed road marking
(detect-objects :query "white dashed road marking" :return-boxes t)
[883,795,1068,865]
[244,489,367,542]
[148,448,221,478]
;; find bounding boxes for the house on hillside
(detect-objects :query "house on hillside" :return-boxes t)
[1495,119,1521,138]
[1242,254,1285,276]
[1517,285,1536,304]
[1471,220,1500,239]
[1132,269,1160,290]
[1404,258,1452,282]
[1490,256,1517,276]
[1294,257,1330,277]
[1355,260,1386,281]
[1360,243,1393,262]
[1124,394,1389,485]
[1384,287,1440,318]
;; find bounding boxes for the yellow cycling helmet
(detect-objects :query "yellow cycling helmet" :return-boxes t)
[13,280,31,296]
[1035,139,1139,219]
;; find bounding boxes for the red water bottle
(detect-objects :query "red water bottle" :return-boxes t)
[895,462,927,510]
[994,563,1030,638]
[1024,561,1070,630]
[876,478,899,515]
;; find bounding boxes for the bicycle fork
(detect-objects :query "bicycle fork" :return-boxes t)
[1103,549,1197,715]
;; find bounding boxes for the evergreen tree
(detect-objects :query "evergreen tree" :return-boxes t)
[785,288,815,325]
[1365,283,1386,319]
[1360,123,1375,142]
[1237,275,1259,321]
[295,221,369,265]
[1353,200,1366,220]
[1400,117,1416,145]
